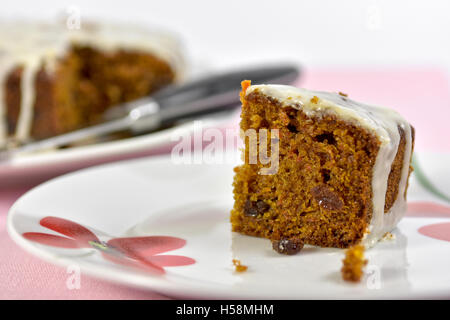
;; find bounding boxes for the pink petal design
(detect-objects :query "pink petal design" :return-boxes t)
[107,236,187,257]
[40,216,99,247]
[23,216,195,274]
[22,232,80,248]
[418,222,450,242]
[407,202,450,218]
[101,252,165,275]
[147,255,196,267]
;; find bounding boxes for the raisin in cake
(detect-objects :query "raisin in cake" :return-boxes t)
[0,21,184,148]
[231,81,414,248]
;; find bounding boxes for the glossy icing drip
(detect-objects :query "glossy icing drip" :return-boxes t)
[0,21,183,147]
[246,84,413,247]
[0,75,6,147]
[16,64,39,142]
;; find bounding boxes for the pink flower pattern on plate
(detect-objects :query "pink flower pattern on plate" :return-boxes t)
[22,216,195,274]
[408,202,450,242]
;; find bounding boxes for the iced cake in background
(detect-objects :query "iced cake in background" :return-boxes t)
[0,21,184,148]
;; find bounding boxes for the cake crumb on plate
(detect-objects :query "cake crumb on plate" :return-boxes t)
[232,259,248,272]
[341,245,368,282]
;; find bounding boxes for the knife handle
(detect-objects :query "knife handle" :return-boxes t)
[153,65,299,124]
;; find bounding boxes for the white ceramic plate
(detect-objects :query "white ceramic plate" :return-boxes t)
[7,152,450,299]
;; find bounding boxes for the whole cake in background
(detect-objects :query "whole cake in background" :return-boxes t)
[0,21,184,148]
[231,81,415,248]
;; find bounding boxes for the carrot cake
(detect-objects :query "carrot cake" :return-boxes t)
[231,81,414,248]
[0,21,183,148]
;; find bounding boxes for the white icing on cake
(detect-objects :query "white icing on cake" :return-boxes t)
[0,20,184,147]
[0,75,7,147]
[246,84,413,247]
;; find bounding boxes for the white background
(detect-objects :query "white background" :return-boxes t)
[2,0,450,72]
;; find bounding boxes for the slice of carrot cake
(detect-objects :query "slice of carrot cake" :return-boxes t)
[231,81,414,248]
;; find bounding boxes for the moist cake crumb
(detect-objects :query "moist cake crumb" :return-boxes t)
[341,244,368,282]
[232,259,248,272]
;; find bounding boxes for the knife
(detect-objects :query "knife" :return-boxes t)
[1,64,300,158]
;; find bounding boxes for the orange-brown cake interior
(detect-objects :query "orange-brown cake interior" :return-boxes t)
[231,87,381,247]
[231,80,415,248]
[5,46,175,140]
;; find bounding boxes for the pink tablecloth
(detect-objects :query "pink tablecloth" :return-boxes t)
[1,67,449,299]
